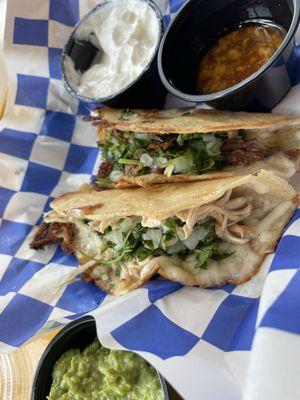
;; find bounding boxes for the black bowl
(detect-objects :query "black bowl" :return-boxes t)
[158,0,300,111]
[31,316,170,400]
[61,0,166,109]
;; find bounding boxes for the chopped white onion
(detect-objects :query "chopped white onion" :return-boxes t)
[202,134,215,143]
[153,156,168,168]
[118,217,134,233]
[174,157,193,173]
[183,226,208,250]
[104,229,124,251]
[111,136,119,146]
[109,169,124,182]
[167,241,186,254]
[183,235,199,250]
[135,133,150,140]
[142,229,162,249]
[140,153,153,167]
[206,136,219,155]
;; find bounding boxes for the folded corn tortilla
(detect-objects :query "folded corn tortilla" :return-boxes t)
[31,170,297,295]
[90,108,300,188]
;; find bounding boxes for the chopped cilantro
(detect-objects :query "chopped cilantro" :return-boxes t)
[95,217,233,269]
[196,244,217,269]
[118,159,143,165]
[99,129,225,181]
[163,219,177,235]
[82,214,235,280]
[94,177,112,186]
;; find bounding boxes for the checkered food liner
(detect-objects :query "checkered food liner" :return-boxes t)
[1,1,300,399]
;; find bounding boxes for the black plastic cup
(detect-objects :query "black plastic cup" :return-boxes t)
[61,0,166,109]
[158,0,300,111]
[31,316,170,400]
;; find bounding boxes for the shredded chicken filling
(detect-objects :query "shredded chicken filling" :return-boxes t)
[177,190,253,244]
[32,181,295,295]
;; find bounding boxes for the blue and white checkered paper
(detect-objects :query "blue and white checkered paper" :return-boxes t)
[1,1,300,399]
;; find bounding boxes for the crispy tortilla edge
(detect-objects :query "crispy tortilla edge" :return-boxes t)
[95,107,300,134]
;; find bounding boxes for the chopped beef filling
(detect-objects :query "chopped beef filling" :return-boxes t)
[93,124,287,186]
[148,141,173,151]
[83,266,95,283]
[286,150,300,159]
[221,139,267,166]
[30,222,77,254]
[97,161,114,179]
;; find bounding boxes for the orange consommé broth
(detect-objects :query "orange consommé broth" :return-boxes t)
[197,23,285,94]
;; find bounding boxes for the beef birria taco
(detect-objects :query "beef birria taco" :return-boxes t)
[30,170,297,295]
[87,108,300,188]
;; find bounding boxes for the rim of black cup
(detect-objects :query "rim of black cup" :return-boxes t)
[158,0,300,102]
[61,0,164,104]
[31,316,170,400]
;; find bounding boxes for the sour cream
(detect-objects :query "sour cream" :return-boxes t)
[64,0,160,99]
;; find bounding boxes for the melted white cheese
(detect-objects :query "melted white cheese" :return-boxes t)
[64,0,160,98]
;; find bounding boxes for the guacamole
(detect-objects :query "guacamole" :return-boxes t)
[48,340,164,400]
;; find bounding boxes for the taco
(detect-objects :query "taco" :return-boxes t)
[30,170,297,295]
[87,108,300,188]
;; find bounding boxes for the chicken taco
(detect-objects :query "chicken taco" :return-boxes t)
[30,170,297,295]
